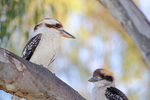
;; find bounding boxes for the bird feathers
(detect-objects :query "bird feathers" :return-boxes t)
[105,87,129,100]
[22,34,42,60]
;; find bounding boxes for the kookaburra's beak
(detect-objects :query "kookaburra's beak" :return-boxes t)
[88,77,100,82]
[59,29,76,39]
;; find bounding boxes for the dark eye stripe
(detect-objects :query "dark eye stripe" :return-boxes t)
[45,23,63,29]
[34,23,43,31]
[34,23,63,31]
[99,74,113,82]
[45,23,54,28]
[93,70,113,82]
[55,23,62,28]
[104,76,113,82]
[101,74,105,78]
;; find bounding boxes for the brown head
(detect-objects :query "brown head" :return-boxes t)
[88,68,115,87]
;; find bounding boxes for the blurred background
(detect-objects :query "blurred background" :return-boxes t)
[0,0,150,100]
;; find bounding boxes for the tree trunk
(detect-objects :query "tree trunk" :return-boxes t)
[0,48,86,100]
[98,0,150,67]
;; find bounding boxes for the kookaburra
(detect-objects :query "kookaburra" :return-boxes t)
[89,68,129,100]
[22,18,75,67]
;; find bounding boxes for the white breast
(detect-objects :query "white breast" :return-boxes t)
[30,30,61,67]
[92,86,108,100]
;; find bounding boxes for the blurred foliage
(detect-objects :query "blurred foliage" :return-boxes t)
[0,0,150,100]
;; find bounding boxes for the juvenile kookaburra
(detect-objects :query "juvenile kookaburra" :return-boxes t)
[22,18,75,67]
[89,68,129,100]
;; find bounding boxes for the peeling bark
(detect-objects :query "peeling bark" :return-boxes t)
[98,0,150,67]
[0,48,86,100]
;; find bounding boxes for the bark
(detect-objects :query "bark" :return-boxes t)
[0,48,86,100]
[98,0,150,67]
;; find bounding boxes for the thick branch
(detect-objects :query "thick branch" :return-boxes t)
[0,48,86,100]
[98,0,150,67]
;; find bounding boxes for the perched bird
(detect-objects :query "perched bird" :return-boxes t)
[88,68,129,100]
[22,18,75,67]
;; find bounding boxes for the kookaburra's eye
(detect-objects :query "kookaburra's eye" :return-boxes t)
[101,74,105,78]
[55,24,61,28]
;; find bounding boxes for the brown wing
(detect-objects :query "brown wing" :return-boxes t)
[105,87,129,100]
[22,34,42,60]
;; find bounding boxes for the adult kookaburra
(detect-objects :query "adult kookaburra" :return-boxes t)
[22,18,75,67]
[88,68,129,100]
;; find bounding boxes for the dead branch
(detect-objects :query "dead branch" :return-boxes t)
[0,48,86,100]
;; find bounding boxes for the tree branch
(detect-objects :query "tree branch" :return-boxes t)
[98,0,150,67]
[0,48,86,100]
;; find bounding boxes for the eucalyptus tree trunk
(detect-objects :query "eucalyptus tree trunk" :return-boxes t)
[98,0,150,67]
[0,48,86,100]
